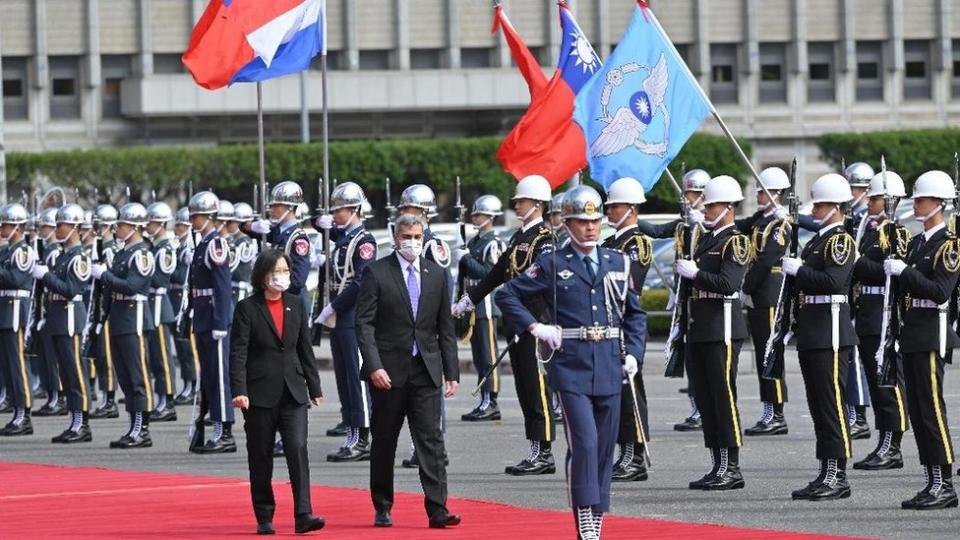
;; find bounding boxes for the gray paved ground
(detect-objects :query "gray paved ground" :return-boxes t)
[2,341,959,539]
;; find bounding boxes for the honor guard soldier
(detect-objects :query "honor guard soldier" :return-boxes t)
[171,207,199,405]
[32,207,66,417]
[547,193,569,248]
[496,186,646,540]
[0,203,36,436]
[144,202,179,422]
[453,174,557,476]
[314,182,376,462]
[456,195,506,422]
[187,191,237,454]
[675,176,750,491]
[89,204,121,419]
[228,202,257,303]
[33,204,93,443]
[851,172,911,471]
[884,170,959,510]
[740,167,792,436]
[601,177,654,483]
[781,174,858,500]
[79,210,98,403]
[251,182,312,311]
[92,203,157,449]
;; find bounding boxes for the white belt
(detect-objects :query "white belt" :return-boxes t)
[560,326,621,341]
[691,290,739,301]
[192,289,214,298]
[231,281,253,291]
[857,286,884,295]
[169,284,185,290]
[908,299,949,310]
[0,290,31,298]
[802,295,848,305]
[113,293,148,301]
[50,294,83,302]
[149,287,168,295]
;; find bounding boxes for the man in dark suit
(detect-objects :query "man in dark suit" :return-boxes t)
[356,213,461,529]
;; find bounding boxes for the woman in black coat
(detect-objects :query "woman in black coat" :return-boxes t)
[230,249,324,535]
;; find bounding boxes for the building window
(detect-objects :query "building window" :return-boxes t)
[358,50,391,70]
[153,53,185,74]
[101,55,132,119]
[528,46,552,68]
[953,40,960,98]
[2,56,29,120]
[758,43,787,103]
[807,41,835,103]
[461,47,493,68]
[855,41,884,102]
[410,48,442,70]
[710,44,738,104]
[310,51,343,71]
[49,56,81,119]
[902,40,931,100]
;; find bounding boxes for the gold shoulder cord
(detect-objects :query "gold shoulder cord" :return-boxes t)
[895,226,911,258]
[934,237,960,273]
[510,229,550,277]
[674,223,685,259]
[723,233,754,265]
[828,233,854,266]
[630,234,653,266]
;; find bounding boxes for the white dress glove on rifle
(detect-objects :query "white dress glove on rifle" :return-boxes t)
[676,259,699,280]
[782,257,802,276]
[530,323,562,350]
[686,209,705,225]
[250,219,272,235]
[884,259,907,276]
[212,330,228,341]
[773,205,789,221]
[316,215,333,230]
[315,304,335,324]
[451,294,474,318]
[91,263,107,279]
[623,354,639,378]
[31,265,49,280]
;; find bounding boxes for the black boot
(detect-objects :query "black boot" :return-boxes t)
[110,412,152,449]
[325,421,349,437]
[611,443,648,482]
[745,402,788,436]
[911,466,959,510]
[573,506,597,540]
[174,383,196,405]
[91,393,119,419]
[703,447,745,490]
[903,466,935,509]
[675,398,702,431]
[327,428,371,462]
[150,397,178,422]
[194,421,237,454]
[0,397,11,413]
[0,410,33,436]
[34,396,67,417]
[792,460,828,500]
[848,406,871,440]
[806,459,851,500]
[854,431,903,470]
[60,412,93,444]
[507,441,556,476]
[690,448,721,490]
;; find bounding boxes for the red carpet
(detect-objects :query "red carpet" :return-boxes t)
[0,462,868,539]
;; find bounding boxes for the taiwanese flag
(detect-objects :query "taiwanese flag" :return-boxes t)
[496,2,601,188]
[183,0,326,90]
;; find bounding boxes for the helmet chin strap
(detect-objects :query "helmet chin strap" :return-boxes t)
[475,216,493,230]
[335,210,357,229]
[611,207,634,229]
[518,204,539,222]
[704,205,731,229]
[916,203,944,224]
[119,227,136,243]
[564,224,598,248]
[813,205,839,227]
[270,208,291,225]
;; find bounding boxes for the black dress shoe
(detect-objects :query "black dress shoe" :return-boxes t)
[460,405,482,421]
[150,405,177,422]
[848,419,871,440]
[902,488,931,509]
[193,437,237,454]
[689,471,719,490]
[912,484,959,510]
[110,430,153,449]
[552,409,563,422]
[294,514,325,533]
[173,390,196,406]
[60,425,93,444]
[256,522,275,535]
[674,416,702,432]
[507,450,556,476]
[373,510,392,528]
[90,401,119,419]
[854,449,903,470]
[32,388,48,400]
[806,478,851,501]
[428,512,461,529]
[34,401,67,417]
[0,418,33,436]
[462,403,501,422]
[326,422,348,437]
[744,413,788,436]
[702,468,745,491]
[611,459,648,482]
[0,399,11,413]
[402,449,420,468]
[327,439,370,462]
[273,439,285,458]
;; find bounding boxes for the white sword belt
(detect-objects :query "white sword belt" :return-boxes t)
[0,290,31,298]
[113,293,148,301]
[690,290,739,301]
[799,294,848,305]
[192,289,214,298]
[560,326,621,342]
[231,281,253,291]
[905,298,949,310]
[856,286,885,295]
[49,294,83,302]
[148,287,168,295]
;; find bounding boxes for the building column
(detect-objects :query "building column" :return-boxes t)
[791,0,808,121]
[888,0,903,121]
[934,0,952,118]
[396,0,410,69]
[547,0,560,66]
[496,0,511,68]
[445,0,460,68]
[743,0,758,124]
[85,0,101,140]
[597,0,611,59]
[138,0,153,76]
[0,27,7,203]
[33,0,48,148]
[838,0,855,125]
[345,0,359,70]
[693,0,709,88]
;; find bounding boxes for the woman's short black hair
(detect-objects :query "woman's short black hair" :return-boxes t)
[251,249,291,295]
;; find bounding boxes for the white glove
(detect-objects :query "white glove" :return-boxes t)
[37,318,46,331]
[884,259,907,276]
[31,265,49,280]
[316,215,333,230]
[686,209,704,225]
[782,257,802,276]
[451,295,475,318]
[530,323,562,350]
[773,205,789,221]
[676,259,699,279]
[455,248,470,259]
[315,304,335,325]
[250,219,271,235]
[665,289,677,310]
[316,253,326,267]
[212,330,228,341]
[91,263,107,279]
[623,354,639,379]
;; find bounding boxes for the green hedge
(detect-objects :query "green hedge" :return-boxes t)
[818,128,960,186]
[7,134,750,224]
[641,287,671,337]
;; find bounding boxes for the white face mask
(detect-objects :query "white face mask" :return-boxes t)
[268,273,290,293]
[398,239,423,261]
[335,211,357,230]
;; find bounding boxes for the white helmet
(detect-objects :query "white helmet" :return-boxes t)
[809,173,854,204]
[512,175,552,202]
[844,162,875,187]
[911,170,955,200]
[866,171,906,199]
[758,167,790,191]
[605,177,646,205]
[682,169,711,192]
[701,176,744,205]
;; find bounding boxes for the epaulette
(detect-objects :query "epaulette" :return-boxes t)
[825,232,855,266]
[71,254,92,281]
[722,231,754,265]
[934,234,960,273]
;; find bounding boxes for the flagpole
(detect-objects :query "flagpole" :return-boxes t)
[256,81,267,214]
[320,50,331,308]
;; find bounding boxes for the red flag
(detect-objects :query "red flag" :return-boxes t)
[494,3,592,188]
[491,5,548,99]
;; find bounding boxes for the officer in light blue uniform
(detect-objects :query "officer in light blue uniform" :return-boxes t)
[315,182,377,462]
[496,186,646,540]
[251,181,312,312]
[0,203,36,436]
[187,191,236,454]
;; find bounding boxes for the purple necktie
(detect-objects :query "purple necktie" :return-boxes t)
[407,264,419,355]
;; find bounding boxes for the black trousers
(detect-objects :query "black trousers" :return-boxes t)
[370,356,448,519]
[110,326,153,413]
[617,371,649,444]
[687,340,744,448]
[470,316,500,396]
[173,325,199,385]
[33,328,61,396]
[798,347,852,460]
[746,306,788,404]
[509,332,555,442]
[857,335,909,433]
[148,323,177,398]
[93,326,116,394]
[243,385,313,524]
[0,329,31,409]
[902,351,954,466]
[53,334,89,412]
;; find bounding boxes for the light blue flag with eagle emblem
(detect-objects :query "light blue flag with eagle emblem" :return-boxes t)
[573,2,712,191]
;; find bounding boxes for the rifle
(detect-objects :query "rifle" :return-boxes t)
[762,157,799,380]
[80,231,104,359]
[454,176,467,247]
[876,155,904,388]
[664,170,691,378]
[310,177,329,343]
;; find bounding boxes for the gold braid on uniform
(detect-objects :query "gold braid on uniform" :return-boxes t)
[880,223,911,258]
[460,311,477,344]
[722,233,754,265]
[674,223,685,259]
[757,219,789,252]
[933,236,960,273]
[826,233,854,265]
[627,235,653,266]
[509,229,551,278]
